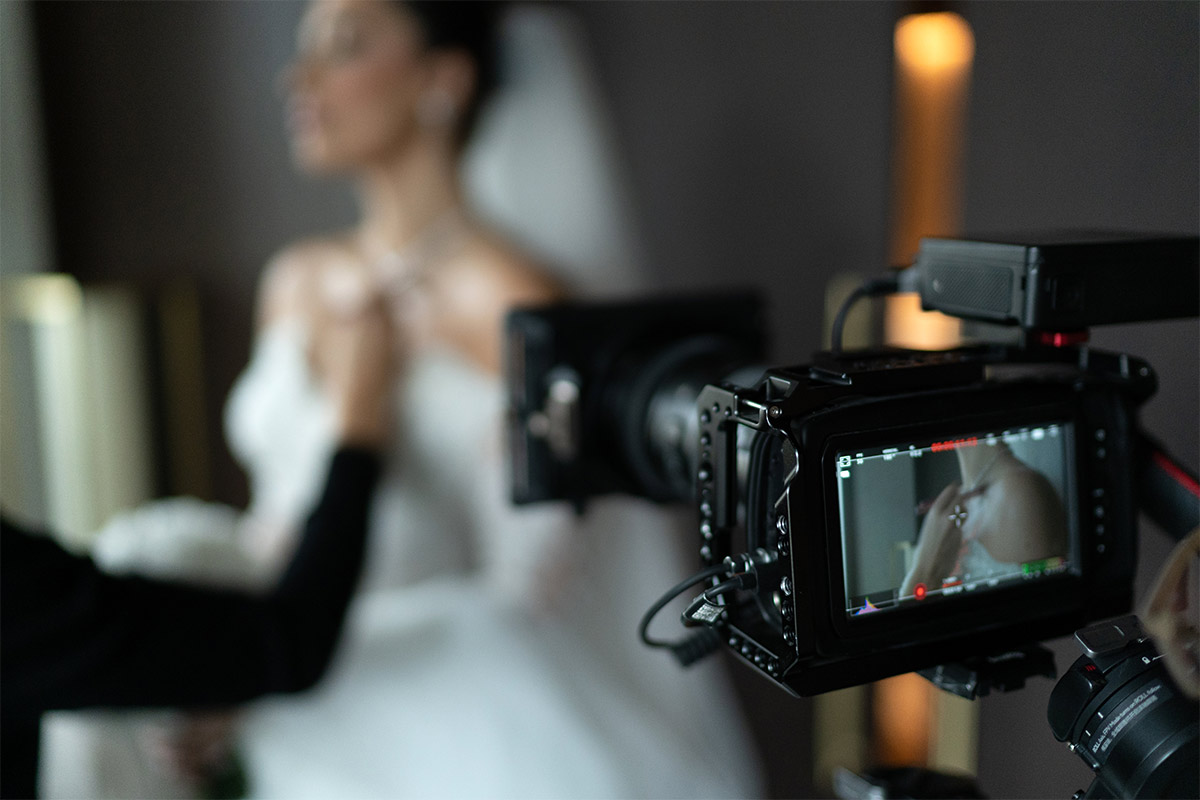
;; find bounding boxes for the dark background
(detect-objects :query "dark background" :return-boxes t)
[29,2,1199,797]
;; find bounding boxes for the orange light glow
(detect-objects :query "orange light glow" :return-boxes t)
[873,672,935,765]
[884,294,961,350]
[894,12,975,76]
[885,10,976,351]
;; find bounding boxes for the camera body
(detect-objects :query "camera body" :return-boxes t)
[694,344,1152,695]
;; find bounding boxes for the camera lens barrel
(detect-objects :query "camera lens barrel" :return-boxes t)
[1048,618,1198,798]
[611,335,760,503]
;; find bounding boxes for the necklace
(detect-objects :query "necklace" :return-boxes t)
[370,209,468,297]
[962,447,1003,494]
[323,210,468,316]
[947,447,1004,528]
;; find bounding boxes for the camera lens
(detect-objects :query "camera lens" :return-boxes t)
[1048,625,1198,798]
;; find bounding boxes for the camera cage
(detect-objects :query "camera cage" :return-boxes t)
[694,344,1153,695]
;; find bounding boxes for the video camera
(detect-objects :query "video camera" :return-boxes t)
[505,233,1198,791]
[506,233,1198,683]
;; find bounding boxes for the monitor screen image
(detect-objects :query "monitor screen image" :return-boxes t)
[837,422,1078,619]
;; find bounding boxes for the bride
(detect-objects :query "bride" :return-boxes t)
[156,1,762,797]
[901,441,1069,598]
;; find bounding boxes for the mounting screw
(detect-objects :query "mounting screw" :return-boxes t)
[768,406,782,421]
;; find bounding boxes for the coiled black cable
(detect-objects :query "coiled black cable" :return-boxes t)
[638,563,729,667]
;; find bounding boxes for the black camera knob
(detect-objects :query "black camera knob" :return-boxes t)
[1048,655,1110,750]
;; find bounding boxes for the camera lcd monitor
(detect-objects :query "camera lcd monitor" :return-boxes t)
[837,422,1079,619]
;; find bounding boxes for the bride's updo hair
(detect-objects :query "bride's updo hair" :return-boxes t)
[403,1,507,146]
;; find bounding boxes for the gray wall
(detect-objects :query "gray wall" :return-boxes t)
[576,1,896,359]
[0,0,54,277]
[26,1,1199,798]
[33,0,352,505]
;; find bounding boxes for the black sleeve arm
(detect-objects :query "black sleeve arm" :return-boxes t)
[0,446,381,716]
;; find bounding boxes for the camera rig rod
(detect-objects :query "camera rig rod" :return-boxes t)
[1137,433,1200,540]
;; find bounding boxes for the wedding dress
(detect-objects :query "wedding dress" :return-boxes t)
[42,8,763,795]
[957,537,1020,584]
[219,318,762,798]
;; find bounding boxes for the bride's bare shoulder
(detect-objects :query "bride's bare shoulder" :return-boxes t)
[435,231,565,373]
[257,233,359,328]
[464,233,563,304]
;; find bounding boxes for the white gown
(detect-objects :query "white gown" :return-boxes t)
[221,319,763,799]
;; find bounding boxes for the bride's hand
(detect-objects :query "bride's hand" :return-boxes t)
[901,481,964,598]
[321,293,400,447]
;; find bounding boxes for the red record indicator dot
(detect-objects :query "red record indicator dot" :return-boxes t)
[914,583,927,600]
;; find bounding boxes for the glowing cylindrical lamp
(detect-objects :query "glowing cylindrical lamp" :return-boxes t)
[885,10,975,349]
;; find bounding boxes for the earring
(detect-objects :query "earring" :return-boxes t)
[416,87,458,129]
